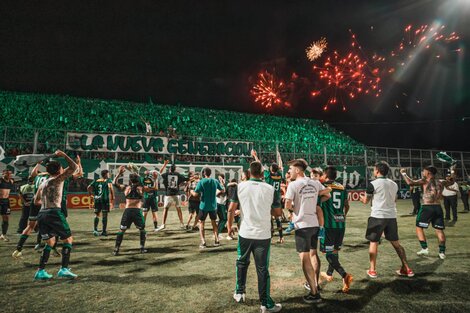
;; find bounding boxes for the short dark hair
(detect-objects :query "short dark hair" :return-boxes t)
[324,166,337,180]
[270,163,279,172]
[46,160,62,175]
[288,159,308,171]
[424,165,437,176]
[243,169,251,180]
[202,167,211,177]
[218,173,225,179]
[101,170,109,178]
[374,161,390,176]
[129,173,140,184]
[250,161,263,177]
[230,178,237,183]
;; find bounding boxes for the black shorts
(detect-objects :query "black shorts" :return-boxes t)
[94,201,110,214]
[29,203,41,221]
[120,208,145,231]
[271,195,282,209]
[365,217,399,242]
[37,208,72,240]
[142,198,158,212]
[320,228,345,253]
[198,210,217,221]
[416,205,445,230]
[295,227,319,252]
[188,200,200,214]
[0,198,11,215]
[61,199,68,218]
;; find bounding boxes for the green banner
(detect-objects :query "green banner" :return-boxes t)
[66,132,253,157]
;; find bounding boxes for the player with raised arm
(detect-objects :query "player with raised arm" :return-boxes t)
[33,150,78,280]
[112,166,157,255]
[400,165,456,259]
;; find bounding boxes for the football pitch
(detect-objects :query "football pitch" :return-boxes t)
[1,200,470,313]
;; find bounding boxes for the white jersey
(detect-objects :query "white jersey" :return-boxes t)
[366,177,398,219]
[237,179,275,240]
[442,182,458,197]
[285,176,325,229]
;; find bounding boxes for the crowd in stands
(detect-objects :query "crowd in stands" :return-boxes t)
[0,91,366,158]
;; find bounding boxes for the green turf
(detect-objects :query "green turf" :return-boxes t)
[1,201,470,313]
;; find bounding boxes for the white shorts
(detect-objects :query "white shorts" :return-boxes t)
[164,195,181,208]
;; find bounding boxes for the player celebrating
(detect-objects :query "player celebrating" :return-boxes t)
[285,159,331,303]
[185,172,201,230]
[361,161,414,278]
[0,169,15,241]
[400,165,455,259]
[230,161,282,313]
[251,149,284,244]
[142,161,168,232]
[157,164,187,231]
[33,150,78,280]
[112,166,156,255]
[88,170,114,236]
[191,167,224,248]
[318,166,353,293]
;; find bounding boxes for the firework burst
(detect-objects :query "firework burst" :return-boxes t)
[306,38,328,62]
[251,71,289,109]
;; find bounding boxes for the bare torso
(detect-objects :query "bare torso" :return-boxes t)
[421,178,443,205]
[41,177,65,209]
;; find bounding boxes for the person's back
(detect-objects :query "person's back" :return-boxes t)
[198,177,221,211]
[238,178,274,239]
[368,177,398,219]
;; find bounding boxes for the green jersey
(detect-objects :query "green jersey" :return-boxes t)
[142,176,157,199]
[264,170,282,200]
[34,173,50,194]
[62,177,71,202]
[320,180,348,229]
[89,178,112,203]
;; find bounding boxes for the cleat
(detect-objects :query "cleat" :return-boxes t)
[12,250,23,259]
[34,269,53,280]
[260,303,282,312]
[112,248,119,256]
[342,273,353,293]
[303,282,311,291]
[303,293,322,304]
[226,235,234,240]
[0,234,9,242]
[396,268,415,278]
[417,248,429,256]
[180,223,185,229]
[100,231,108,237]
[214,241,221,247]
[93,230,100,237]
[34,244,42,251]
[52,248,61,257]
[233,293,246,303]
[367,270,377,278]
[439,252,446,260]
[155,224,165,232]
[320,272,334,283]
[199,242,206,249]
[218,234,224,241]
[57,267,78,279]
[277,238,284,244]
[153,228,159,232]
[140,248,148,254]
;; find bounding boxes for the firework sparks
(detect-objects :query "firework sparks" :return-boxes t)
[251,71,289,109]
[311,32,381,111]
[306,38,328,62]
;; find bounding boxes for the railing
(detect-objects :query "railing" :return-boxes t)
[2,125,469,179]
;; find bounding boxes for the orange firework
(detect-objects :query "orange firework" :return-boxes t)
[251,71,289,109]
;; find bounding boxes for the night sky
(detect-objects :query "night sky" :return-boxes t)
[1,0,469,150]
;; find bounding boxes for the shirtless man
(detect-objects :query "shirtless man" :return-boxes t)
[400,165,455,259]
[33,150,78,280]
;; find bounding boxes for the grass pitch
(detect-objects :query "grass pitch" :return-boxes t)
[1,200,470,313]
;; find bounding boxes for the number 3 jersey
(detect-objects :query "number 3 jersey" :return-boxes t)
[89,178,112,203]
[320,180,348,229]
[264,170,283,202]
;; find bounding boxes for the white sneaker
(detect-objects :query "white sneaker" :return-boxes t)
[155,224,165,232]
[417,248,429,256]
[180,223,185,229]
[0,234,9,242]
[226,235,234,241]
[439,252,446,260]
[260,303,282,313]
[12,250,22,259]
[153,228,159,232]
[233,293,246,303]
[218,235,224,241]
